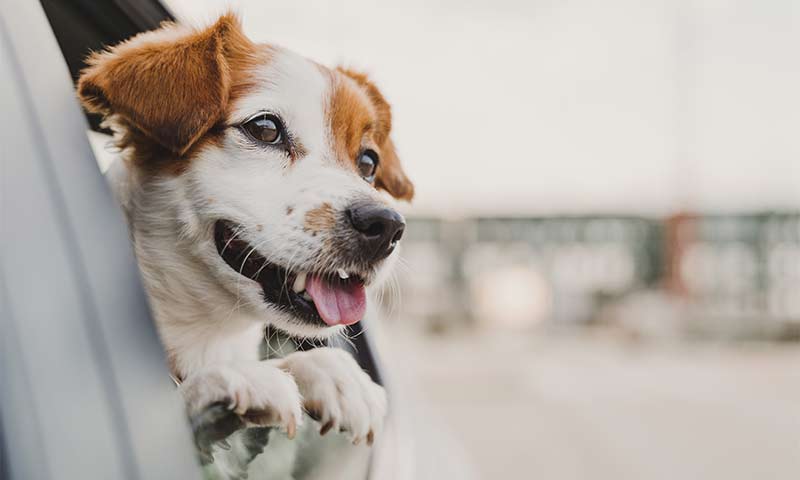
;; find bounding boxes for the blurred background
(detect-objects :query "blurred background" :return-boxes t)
[111,0,800,478]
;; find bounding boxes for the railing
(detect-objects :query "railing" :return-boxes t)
[394,213,800,332]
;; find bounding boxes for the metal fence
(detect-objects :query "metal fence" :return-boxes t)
[392,213,800,333]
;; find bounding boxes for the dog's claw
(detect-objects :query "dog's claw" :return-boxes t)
[233,397,247,415]
[307,409,322,422]
[287,416,297,440]
[218,439,232,450]
[367,430,375,446]
[320,420,334,436]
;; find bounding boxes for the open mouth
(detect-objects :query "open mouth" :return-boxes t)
[214,220,367,327]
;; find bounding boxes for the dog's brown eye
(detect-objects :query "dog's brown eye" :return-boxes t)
[358,150,379,182]
[240,113,284,145]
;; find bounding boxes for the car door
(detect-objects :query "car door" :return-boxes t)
[0,1,200,478]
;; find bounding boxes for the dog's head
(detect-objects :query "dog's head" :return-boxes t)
[78,14,413,337]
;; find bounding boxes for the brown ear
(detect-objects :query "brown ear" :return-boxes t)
[376,137,414,201]
[78,14,244,155]
[337,68,415,201]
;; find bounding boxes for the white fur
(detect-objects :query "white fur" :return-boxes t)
[180,361,303,430]
[122,48,394,375]
[108,35,394,478]
[279,348,388,444]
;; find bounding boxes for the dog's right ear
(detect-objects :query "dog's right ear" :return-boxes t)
[78,14,249,156]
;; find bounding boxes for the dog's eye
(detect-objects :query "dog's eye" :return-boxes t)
[357,150,379,182]
[240,113,284,145]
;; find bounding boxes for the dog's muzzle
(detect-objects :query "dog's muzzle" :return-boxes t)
[211,201,405,329]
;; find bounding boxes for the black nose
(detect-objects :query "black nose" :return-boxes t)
[346,202,406,262]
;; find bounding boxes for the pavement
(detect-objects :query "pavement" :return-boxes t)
[379,328,800,480]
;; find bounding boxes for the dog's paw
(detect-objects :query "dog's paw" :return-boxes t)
[280,348,388,445]
[181,363,303,445]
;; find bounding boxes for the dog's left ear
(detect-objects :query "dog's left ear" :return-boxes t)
[338,68,414,201]
[376,137,414,201]
[78,14,248,155]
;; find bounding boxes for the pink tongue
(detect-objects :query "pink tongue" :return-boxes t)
[306,275,366,326]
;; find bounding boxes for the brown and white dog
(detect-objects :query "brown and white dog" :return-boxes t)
[78,12,413,478]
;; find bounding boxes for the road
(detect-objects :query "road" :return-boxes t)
[379,329,800,480]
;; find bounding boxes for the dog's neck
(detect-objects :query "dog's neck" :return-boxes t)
[113,161,265,379]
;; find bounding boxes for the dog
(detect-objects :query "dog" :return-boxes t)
[77,12,413,479]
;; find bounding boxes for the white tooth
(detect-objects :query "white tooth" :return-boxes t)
[337,268,349,279]
[302,292,312,301]
[293,272,307,293]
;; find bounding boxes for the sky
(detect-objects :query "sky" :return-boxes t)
[164,0,800,217]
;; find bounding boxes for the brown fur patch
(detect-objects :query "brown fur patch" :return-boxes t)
[304,203,336,234]
[328,74,377,165]
[330,68,414,200]
[373,136,414,201]
[78,13,269,176]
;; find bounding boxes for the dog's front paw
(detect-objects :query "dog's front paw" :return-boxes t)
[280,348,388,445]
[181,363,303,448]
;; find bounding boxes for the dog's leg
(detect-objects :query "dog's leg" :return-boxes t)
[181,362,303,464]
[278,348,388,445]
